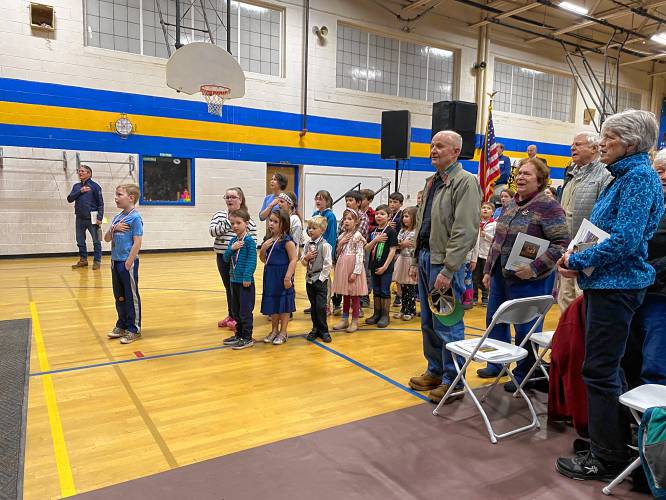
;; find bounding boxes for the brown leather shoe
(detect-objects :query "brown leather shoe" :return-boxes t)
[428,384,464,404]
[72,260,88,269]
[92,261,101,270]
[408,372,442,391]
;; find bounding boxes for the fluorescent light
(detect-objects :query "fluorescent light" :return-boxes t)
[651,33,666,45]
[520,67,543,75]
[429,47,453,58]
[558,1,588,15]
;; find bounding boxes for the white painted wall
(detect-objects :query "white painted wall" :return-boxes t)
[0,0,661,255]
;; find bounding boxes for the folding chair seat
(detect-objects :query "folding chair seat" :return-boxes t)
[433,295,554,444]
[514,330,555,396]
[603,384,666,495]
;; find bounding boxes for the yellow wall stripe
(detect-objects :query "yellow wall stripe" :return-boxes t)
[30,302,77,498]
[0,101,569,168]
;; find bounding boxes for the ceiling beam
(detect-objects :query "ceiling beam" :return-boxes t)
[468,2,539,29]
[620,51,666,66]
[401,0,437,14]
[525,0,666,44]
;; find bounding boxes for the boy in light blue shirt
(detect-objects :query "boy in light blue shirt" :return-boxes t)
[104,184,144,344]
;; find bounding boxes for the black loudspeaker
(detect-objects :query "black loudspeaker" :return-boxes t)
[431,101,478,160]
[381,110,411,160]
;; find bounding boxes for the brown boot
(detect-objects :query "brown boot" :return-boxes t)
[377,298,390,328]
[408,372,442,391]
[72,259,88,269]
[333,318,350,331]
[365,296,382,325]
[346,318,358,333]
[92,261,101,270]
[428,384,465,404]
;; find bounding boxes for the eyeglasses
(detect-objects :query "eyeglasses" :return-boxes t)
[224,195,240,200]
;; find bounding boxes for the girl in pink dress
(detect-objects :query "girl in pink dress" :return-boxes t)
[332,209,368,333]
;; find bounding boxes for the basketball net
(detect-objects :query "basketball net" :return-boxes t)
[200,84,230,116]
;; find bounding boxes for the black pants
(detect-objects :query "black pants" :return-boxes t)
[583,288,645,464]
[472,257,487,301]
[216,253,233,318]
[230,282,255,340]
[400,284,417,316]
[332,293,342,308]
[307,279,329,335]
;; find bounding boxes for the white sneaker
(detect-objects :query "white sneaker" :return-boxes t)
[107,327,126,339]
[120,331,141,344]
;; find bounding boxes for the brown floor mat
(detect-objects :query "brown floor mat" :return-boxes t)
[72,389,645,500]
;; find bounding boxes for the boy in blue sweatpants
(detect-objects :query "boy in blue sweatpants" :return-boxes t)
[223,208,257,350]
[104,184,143,344]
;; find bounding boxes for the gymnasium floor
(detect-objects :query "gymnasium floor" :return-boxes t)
[2,251,619,499]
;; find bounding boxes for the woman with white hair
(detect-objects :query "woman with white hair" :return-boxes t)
[556,110,665,482]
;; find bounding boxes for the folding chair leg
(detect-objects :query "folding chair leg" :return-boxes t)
[463,372,500,444]
[480,364,508,403]
[513,342,550,398]
[503,370,541,435]
[432,356,467,416]
[602,458,641,495]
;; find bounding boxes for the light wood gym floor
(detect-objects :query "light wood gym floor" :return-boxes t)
[0,252,560,499]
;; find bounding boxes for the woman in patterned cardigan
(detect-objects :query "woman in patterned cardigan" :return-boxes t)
[478,157,570,388]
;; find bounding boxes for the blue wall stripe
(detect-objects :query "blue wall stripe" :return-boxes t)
[0,77,573,157]
[0,122,566,178]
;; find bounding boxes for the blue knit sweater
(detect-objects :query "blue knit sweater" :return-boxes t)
[568,152,665,290]
[223,233,257,283]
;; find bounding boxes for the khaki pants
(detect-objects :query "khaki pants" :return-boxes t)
[557,274,582,312]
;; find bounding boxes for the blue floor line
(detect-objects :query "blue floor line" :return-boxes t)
[308,339,431,403]
[29,329,482,378]
[29,344,234,377]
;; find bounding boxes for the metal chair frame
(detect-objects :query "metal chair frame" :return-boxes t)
[433,295,554,444]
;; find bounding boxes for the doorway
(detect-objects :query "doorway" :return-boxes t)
[266,164,299,197]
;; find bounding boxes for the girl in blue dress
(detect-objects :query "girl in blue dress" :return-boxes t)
[260,208,298,345]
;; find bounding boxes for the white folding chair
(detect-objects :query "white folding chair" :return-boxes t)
[433,295,554,444]
[603,384,666,495]
[514,329,555,396]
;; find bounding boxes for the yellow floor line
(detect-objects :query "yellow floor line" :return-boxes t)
[30,301,77,497]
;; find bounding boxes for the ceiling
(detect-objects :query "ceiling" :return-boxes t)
[375,0,666,73]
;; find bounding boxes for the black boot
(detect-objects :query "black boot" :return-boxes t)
[377,298,390,328]
[365,296,382,325]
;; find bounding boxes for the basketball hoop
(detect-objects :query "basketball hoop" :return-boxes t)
[200,84,230,116]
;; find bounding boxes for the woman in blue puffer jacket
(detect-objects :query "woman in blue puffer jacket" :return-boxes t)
[555,109,665,483]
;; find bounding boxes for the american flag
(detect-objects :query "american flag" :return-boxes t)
[478,105,500,202]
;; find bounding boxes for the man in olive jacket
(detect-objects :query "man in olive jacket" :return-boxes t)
[408,130,482,404]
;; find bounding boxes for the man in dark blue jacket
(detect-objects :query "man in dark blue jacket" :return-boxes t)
[67,165,104,269]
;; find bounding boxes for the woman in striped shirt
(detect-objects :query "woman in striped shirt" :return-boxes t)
[209,187,258,330]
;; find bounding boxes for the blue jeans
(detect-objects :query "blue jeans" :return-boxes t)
[629,294,666,385]
[417,249,465,386]
[371,268,393,298]
[484,268,555,382]
[583,289,645,464]
[75,215,102,262]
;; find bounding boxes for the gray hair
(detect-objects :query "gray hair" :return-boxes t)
[433,130,463,150]
[654,148,666,166]
[574,131,600,148]
[601,109,658,153]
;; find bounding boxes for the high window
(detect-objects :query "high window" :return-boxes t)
[85,0,282,77]
[493,61,574,122]
[336,24,455,102]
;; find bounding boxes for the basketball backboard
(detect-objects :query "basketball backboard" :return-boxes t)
[166,42,246,98]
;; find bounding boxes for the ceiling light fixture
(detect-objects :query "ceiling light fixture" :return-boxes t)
[651,33,666,45]
[558,1,589,16]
